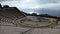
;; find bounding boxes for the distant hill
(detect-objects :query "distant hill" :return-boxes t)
[22,12,60,19]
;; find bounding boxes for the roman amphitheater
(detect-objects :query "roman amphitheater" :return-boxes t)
[0,4,60,34]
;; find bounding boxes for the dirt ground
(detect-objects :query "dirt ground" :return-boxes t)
[0,26,60,34]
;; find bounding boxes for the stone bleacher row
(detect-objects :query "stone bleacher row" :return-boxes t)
[0,7,25,26]
[0,14,24,26]
[0,16,14,26]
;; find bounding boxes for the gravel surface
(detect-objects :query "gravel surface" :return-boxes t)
[0,26,60,34]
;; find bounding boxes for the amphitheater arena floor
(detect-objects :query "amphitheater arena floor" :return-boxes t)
[0,26,60,34]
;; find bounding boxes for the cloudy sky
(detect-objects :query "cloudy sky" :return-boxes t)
[0,0,60,16]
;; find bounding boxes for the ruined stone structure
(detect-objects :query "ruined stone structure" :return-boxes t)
[0,4,59,28]
[0,4,25,26]
[0,4,2,8]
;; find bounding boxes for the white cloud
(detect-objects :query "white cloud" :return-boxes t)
[1,0,60,9]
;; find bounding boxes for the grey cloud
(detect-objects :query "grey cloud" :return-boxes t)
[0,0,12,2]
[0,0,60,4]
[38,0,60,4]
[0,0,21,2]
